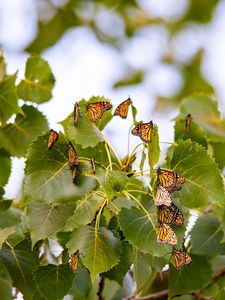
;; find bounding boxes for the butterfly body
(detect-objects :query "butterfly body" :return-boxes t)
[184,114,192,134]
[114,98,132,119]
[68,142,79,168]
[131,121,153,143]
[157,203,184,226]
[157,168,185,192]
[86,101,112,122]
[69,250,80,273]
[47,129,58,150]
[155,185,172,206]
[171,249,191,270]
[157,223,177,246]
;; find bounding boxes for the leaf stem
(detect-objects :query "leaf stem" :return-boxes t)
[104,139,122,167]
[104,142,113,171]
[95,199,107,230]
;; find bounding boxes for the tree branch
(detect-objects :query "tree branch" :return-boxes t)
[123,290,169,300]
[97,276,105,300]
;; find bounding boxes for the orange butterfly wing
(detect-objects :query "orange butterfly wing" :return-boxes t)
[155,185,172,206]
[114,98,132,119]
[87,102,112,122]
[171,249,191,270]
[131,121,153,143]
[157,223,177,246]
[69,250,80,273]
[48,129,58,150]
[68,142,79,167]
[158,203,184,227]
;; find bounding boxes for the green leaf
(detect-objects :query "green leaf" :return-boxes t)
[169,255,212,297]
[34,264,74,300]
[27,203,75,246]
[69,267,92,299]
[174,117,208,148]
[0,227,16,249]
[169,140,225,208]
[118,206,171,256]
[133,249,155,296]
[179,95,225,143]
[66,225,121,281]
[113,70,144,88]
[101,170,129,199]
[17,55,55,103]
[60,110,104,149]
[210,142,225,170]
[64,193,104,231]
[0,199,12,212]
[191,215,225,255]
[0,208,21,228]
[0,239,39,299]
[0,105,48,157]
[103,241,133,286]
[183,0,219,23]
[24,133,97,204]
[148,124,160,171]
[131,103,138,124]
[0,74,21,125]
[0,149,11,187]
[0,261,13,300]
[0,49,6,81]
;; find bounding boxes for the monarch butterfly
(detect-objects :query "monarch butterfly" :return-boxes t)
[69,250,80,273]
[114,97,132,119]
[72,167,77,183]
[157,203,184,227]
[171,249,191,270]
[74,102,79,126]
[157,168,185,192]
[184,114,192,134]
[155,185,172,207]
[131,121,153,143]
[90,158,96,174]
[157,223,177,246]
[86,101,112,122]
[47,129,58,150]
[68,142,79,168]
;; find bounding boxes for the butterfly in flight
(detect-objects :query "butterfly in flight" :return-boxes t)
[47,129,58,150]
[157,223,177,246]
[131,121,153,143]
[114,97,132,119]
[69,250,80,273]
[155,185,172,207]
[86,101,112,122]
[184,114,192,134]
[68,142,79,168]
[157,168,185,192]
[74,102,79,126]
[157,203,184,227]
[171,249,191,270]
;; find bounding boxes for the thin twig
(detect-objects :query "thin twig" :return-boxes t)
[123,290,168,300]
[191,292,213,300]
[97,276,105,300]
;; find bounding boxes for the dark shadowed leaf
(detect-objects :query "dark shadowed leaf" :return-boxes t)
[169,140,225,208]
[0,74,21,125]
[0,105,48,157]
[27,203,75,246]
[24,133,97,204]
[67,225,121,281]
[0,149,11,187]
[34,264,74,300]
[0,239,39,299]
[169,255,212,297]
[191,215,225,255]
[69,267,92,298]
[210,142,225,170]
[0,261,13,300]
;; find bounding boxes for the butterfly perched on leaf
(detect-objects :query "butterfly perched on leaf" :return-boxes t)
[171,249,191,270]
[86,101,112,122]
[47,129,58,150]
[74,102,79,126]
[155,185,172,206]
[68,142,79,168]
[157,168,185,192]
[157,223,177,246]
[69,250,80,273]
[131,121,153,143]
[114,97,132,119]
[157,203,184,227]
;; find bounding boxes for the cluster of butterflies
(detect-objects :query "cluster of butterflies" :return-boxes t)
[155,168,191,270]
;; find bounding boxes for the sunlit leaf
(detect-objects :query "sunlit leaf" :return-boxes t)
[0,239,39,299]
[24,133,97,205]
[169,255,212,297]
[169,140,225,208]
[118,206,171,256]
[148,124,160,171]
[27,203,75,246]
[0,105,48,157]
[191,215,225,255]
[0,74,21,125]
[34,264,74,300]
[0,49,6,81]
[67,225,121,281]
[210,142,225,170]
[0,227,16,249]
